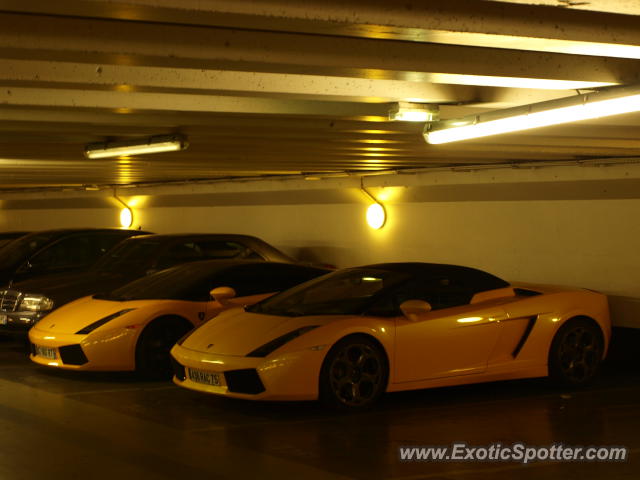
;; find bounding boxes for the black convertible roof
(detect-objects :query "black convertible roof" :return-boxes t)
[357,262,510,293]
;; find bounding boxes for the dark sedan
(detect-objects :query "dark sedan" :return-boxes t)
[0,228,146,287]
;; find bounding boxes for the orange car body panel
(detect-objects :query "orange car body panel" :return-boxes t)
[28,292,272,371]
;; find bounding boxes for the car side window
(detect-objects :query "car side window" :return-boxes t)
[196,240,263,260]
[26,235,96,273]
[154,242,205,270]
[401,277,474,310]
[90,234,131,257]
[368,277,473,316]
[248,264,324,293]
[207,264,299,298]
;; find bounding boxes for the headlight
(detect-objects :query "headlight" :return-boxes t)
[246,326,319,358]
[20,294,54,312]
[75,309,136,335]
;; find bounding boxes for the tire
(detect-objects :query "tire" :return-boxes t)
[319,335,388,410]
[548,318,604,387]
[135,317,192,379]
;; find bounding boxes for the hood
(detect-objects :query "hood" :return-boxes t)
[181,308,349,356]
[10,271,131,307]
[34,295,143,334]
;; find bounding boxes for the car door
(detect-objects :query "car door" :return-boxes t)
[389,277,507,383]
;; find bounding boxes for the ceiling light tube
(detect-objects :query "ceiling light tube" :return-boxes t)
[424,84,640,144]
[85,134,188,159]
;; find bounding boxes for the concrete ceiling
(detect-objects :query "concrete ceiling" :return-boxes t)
[1,0,640,191]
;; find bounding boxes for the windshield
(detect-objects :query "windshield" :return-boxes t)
[247,268,410,317]
[94,263,216,301]
[92,238,162,273]
[0,232,57,270]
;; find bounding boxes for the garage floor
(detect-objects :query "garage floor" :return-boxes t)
[1,334,638,480]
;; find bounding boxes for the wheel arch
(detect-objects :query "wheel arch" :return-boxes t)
[551,315,606,357]
[136,314,194,340]
[319,332,391,395]
[134,314,194,369]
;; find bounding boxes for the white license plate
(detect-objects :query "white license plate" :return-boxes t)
[188,368,221,386]
[35,345,57,360]
[0,314,6,325]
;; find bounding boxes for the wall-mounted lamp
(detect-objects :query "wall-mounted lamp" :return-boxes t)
[85,134,188,159]
[361,181,386,230]
[113,191,134,229]
[424,84,640,144]
[389,102,439,122]
[119,207,133,228]
[366,203,386,229]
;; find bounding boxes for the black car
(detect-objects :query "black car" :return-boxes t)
[0,231,30,250]
[0,228,146,287]
[0,233,296,333]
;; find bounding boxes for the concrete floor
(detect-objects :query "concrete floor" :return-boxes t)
[1,333,639,480]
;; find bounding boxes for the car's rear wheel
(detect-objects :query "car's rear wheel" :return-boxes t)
[548,318,604,387]
[136,317,192,379]
[319,335,388,410]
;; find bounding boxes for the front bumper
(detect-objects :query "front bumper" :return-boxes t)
[170,343,327,401]
[28,325,138,371]
[0,311,47,334]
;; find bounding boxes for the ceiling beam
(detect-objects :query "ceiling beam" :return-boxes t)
[3,0,640,59]
[0,12,637,87]
[0,59,475,104]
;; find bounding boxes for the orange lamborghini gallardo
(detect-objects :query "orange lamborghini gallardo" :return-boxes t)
[171,263,610,409]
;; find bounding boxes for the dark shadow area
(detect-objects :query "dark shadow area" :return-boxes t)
[604,327,640,371]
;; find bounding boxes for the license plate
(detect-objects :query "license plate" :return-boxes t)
[35,345,57,360]
[188,368,220,386]
[0,314,6,325]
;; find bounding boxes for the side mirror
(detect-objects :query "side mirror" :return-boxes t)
[210,286,236,304]
[400,299,432,322]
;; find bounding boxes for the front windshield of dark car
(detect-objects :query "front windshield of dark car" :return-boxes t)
[92,239,162,273]
[0,233,56,270]
[247,268,410,317]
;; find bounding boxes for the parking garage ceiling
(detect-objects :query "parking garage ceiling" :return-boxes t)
[1,0,640,191]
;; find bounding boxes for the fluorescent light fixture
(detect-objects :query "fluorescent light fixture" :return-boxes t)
[85,134,188,159]
[424,84,640,144]
[389,102,439,122]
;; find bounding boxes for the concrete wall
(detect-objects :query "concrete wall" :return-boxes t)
[2,163,640,326]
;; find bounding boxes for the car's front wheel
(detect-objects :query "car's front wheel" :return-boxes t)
[548,318,604,387]
[136,317,192,379]
[319,335,388,410]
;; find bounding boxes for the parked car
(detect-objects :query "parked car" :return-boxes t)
[29,260,331,377]
[0,228,146,287]
[0,233,295,334]
[0,231,30,250]
[170,262,610,409]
